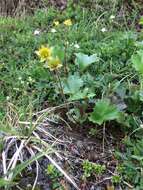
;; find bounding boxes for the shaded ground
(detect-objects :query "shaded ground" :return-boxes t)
[0,108,125,190]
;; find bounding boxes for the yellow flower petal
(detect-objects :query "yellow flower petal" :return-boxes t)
[36,45,52,61]
[45,57,62,71]
[54,21,60,26]
[63,19,72,26]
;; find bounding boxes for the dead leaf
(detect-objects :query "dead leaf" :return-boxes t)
[106,184,115,190]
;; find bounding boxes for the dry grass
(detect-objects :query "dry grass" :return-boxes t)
[0,103,79,189]
[0,0,67,17]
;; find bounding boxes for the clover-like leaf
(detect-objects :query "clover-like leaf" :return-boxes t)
[89,99,119,125]
[63,73,83,95]
[75,53,98,71]
[132,50,143,75]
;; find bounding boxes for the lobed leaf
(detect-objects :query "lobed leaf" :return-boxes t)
[89,99,120,125]
[75,53,98,71]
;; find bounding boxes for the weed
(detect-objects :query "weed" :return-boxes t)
[82,160,106,179]
[111,175,122,184]
[88,128,98,137]
[47,164,64,190]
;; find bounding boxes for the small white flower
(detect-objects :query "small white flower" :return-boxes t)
[51,28,57,33]
[6,96,10,101]
[101,28,107,32]
[13,88,19,91]
[21,81,24,84]
[74,44,80,49]
[28,77,32,82]
[18,77,22,80]
[70,43,74,46]
[110,15,115,20]
[66,41,69,45]
[34,29,41,35]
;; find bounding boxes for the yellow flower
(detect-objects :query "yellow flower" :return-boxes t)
[45,57,62,71]
[63,19,72,26]
[54,21,60,26]
[36,45,52,62]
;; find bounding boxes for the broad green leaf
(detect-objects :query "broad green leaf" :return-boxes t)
[132,50,143,75]
[69,88,95,101]
[63,74,83,95]
[89,99,119,125]
[75,53,98,71]
[52,46,64,61]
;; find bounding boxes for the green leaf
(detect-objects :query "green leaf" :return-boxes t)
[89,99,119,125]
[75,53,98,71]
[139,16,143,25]
[132,50,143,75]
[8,148,52,181]
[63,73,83,95]
[0,178,15,187]
[52,46,64,61]
[69,88,95,101]
[131,155,143,161]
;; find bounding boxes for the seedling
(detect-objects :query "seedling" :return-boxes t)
[82,160,106,179]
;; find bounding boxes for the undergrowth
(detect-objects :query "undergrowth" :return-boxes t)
[0,0,143,189]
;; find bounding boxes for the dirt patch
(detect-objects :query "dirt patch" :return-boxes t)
[0,119,124,190]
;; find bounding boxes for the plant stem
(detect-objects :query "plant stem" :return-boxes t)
[55,70,66,103]
[63,27,68,76]
[140,76,143,90]
[64,40,68,75]
[102,122,106,154]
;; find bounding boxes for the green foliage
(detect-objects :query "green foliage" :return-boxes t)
[132,50,143,75]
[62,71,96,101]
[111,175,122,184]
[75,53,98,71]
[70,88,95,101]
[0,178,15,188]
[89,99,120,125]
[47,164,63,190]
[0,1,143,189]
[88,128,98,136]
[67,107,88,124]
[139,16,143,25]
[47,164,62,178]
[63,73,83,95]
[82,160,106,179]
[115,138,143,188]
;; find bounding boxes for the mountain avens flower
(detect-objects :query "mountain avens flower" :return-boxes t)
[63,19,72,26]
[45,57,62,71]
[36,45,52,62]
